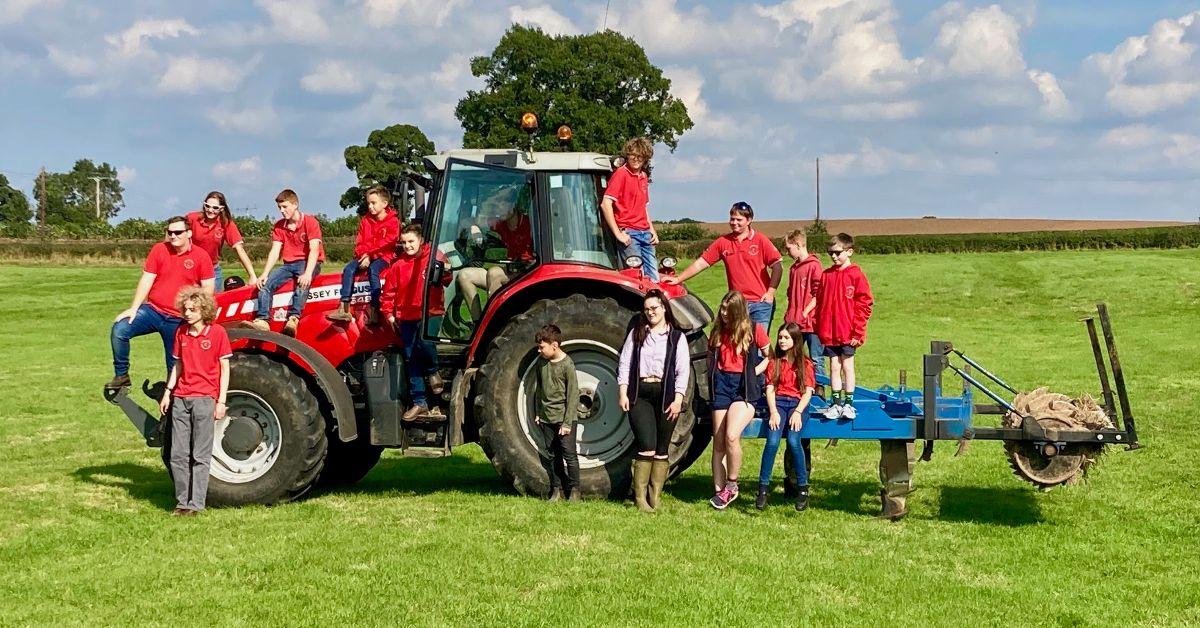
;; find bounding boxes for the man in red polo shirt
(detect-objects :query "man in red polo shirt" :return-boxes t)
[107,216,215,390]
[243,189,324,336]
[665,201,784,332]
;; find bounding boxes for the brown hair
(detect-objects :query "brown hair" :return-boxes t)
[830,232,854,249]
[175,286,217,324]
[535,324,562,345]
[366,186,391,203]
[771,322,809,386]
[401,223,423,239]
[730,201,754,219]
[785,230,806,246]
[275,189,299,204]
[633,289,679,346]
[204,191,233,226]
[708,291,753,355]
[623,137,654,162]
[165,216,188,230]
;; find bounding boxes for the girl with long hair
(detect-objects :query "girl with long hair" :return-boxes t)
[757,323,815,511]
[707,291,770,510]
[186,191,257,291]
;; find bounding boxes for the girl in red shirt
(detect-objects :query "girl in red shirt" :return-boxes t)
[187,191,257,291]
[707,291,770,510]
[758,322,815,511]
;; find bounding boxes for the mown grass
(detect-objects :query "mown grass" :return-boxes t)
[1,249,1198,626]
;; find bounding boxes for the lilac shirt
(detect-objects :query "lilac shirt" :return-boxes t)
[618,326,690,394]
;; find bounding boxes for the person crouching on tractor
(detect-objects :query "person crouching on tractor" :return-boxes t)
[708,291,771,510]
[815,233,873,420]
[328,186,399,325]
[382,224,452,419]
[108,216,215,390]
[158,287,231,516]
[758,323,815,511]
[243,189,324,336]
[617,289,689,512]
[533,324,581,502]
[601,137,659,280]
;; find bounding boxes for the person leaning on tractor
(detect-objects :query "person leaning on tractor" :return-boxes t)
[455,185,536,321]
[617,289,690,513]
[187,191,257,292]
[664,201,784,333]
[243,189,324,337]
[327,185,399,325]
[601,137,659,280]
[107,216,215,391]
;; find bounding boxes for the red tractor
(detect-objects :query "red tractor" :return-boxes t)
[111,147,714,506]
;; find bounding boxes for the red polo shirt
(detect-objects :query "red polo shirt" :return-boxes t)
[143,242,215,317]
[353,208,400,262]
[170,323,233,399]
[494,213,534,261]
[186,211,243,264]
[715,324,770,373]
[603,164,651,231]
[272,213,325,263]
[767,357,816,399]
[700,229,783,302]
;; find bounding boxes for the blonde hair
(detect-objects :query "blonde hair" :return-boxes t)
[175,286,217,324]
[623,137,654,162]
[275,189,299,204]
[785,230,806,246]
[709,291,753,355]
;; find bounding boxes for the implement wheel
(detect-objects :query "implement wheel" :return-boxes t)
[1005,418,1102,490]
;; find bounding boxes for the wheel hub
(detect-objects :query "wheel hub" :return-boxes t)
[222,416,265,460]
[1005,417,1099,489]
[209,390,283,484]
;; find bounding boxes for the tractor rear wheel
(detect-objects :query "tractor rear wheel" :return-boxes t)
[476,294,704,498]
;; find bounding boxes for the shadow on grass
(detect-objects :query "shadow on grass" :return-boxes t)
[936,485,1042,526]
[314,454,511,499]
[73,462,176,510]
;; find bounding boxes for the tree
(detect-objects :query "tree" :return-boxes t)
[33,160,125,225]
[0,174,32,225]
[456,26,693,155]
[340,124,435,213]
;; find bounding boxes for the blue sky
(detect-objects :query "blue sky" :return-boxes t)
[1,1,1198,223]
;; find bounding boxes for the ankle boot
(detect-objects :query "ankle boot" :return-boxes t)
[326,302,353,322]
[632,459,653,512]
[755,484,770,510]
[795,485,809,512]
[648,459,669,510]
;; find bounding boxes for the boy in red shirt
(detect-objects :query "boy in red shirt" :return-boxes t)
[108,216,215,390]
[782,229,826,384]
[244,189,324,336]
[158,287,231,515]
[382,224,452,419]
[328,186,399,324]
[601,137,659,280]
[815,233,873,420]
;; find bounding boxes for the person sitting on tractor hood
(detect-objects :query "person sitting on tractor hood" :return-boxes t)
[328,185,400,325]
[107,216,215,391]
[187,191,257,292]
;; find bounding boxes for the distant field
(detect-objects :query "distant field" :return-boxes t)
[1,249,1198,625]
[682,217,1191,237]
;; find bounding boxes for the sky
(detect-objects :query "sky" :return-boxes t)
[1,0,1199,223]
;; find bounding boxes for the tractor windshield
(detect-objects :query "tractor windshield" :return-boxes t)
[546,172,620,269]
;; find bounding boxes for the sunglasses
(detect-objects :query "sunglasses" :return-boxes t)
[732,201,752,211]
[203,204,222,211]
[827,248,848,256]
[167,229,187,236]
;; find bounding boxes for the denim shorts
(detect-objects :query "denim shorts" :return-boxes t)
[711,369,746,411]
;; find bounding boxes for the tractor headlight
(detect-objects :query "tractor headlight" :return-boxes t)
[624,255,643,270]
[660,257,677,269]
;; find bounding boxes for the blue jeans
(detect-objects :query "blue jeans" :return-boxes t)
[340,258,390,306]
[213,264,223,293]
[759,395,809,486]
[802,331,827,382]
[256,260,321,320]
[398,316,442,407]
[622,229,659,281]
[110,304,183,377]
[747,300,775,334]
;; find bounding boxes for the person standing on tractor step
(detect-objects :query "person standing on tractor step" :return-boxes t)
[382,224,452,419]
[758,323,815,512]
[665,201,783,333]
[328,186,399,325]
[533,324,582,502]
[707,291,771,510]
[618,289,689,512]
[158,287,231,516]
[187,191,257,292]
[601,137,659,281]
[815,233,873,421]
[243,189,324,336]
[107,216,215,390]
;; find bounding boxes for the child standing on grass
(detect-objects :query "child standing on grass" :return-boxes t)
[815,233,873,420]
[533,324,581,502]
[708,291,771,510]
[159,287,231,516]
[328,186,399,325]
[757,323,815,512]
[601,137,659,280]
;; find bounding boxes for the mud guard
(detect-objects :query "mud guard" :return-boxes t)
[227,328,358,442]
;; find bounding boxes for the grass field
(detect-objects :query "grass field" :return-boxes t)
[1,249,1198,626]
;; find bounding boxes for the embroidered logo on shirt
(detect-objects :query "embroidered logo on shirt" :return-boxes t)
[200,339,212,350]
[748,244,760,256]
[183,259,195,270]
[845,285,856,298]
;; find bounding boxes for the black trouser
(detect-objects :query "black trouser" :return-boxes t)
[630,380,673,456]
[539,421,580,490]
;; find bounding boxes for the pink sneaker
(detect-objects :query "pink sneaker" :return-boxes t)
[710,484,738,510]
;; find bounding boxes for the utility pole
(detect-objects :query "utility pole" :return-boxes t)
[37,166,47,227]
[815,158,821,223]
[89,176,115,219]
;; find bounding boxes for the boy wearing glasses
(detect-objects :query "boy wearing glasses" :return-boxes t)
[107,216,215,390]
[815,233,873,420]
[602,137,659,280]
[244,189,324,336]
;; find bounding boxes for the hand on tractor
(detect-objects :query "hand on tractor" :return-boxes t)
[214,402,226,421]
[114,307,138,324]
[666,397,683,420]
[618,392,630,412]
[158,393,171,416]
[769,411,781,430]
[298,272,313,290]
[661,275,682,286]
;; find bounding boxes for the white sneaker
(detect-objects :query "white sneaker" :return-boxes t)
[822,404,842,419]
[841,404,857,420]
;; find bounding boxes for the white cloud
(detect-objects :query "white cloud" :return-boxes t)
[158,56,251,94]
[663,66,738,139]
[116,166,137,185]
[300,60,362,94]
[363,0,468,28]
[0,0,56,25]
[830,100,921,120]
[823,140,927,176]
[46,46,97,77]
[1097,125,1200,170]
[306,154,345,181]
[255,0,329,42]
[1098,124,1158,149]
[933,4,1026,78]
[207,105,281,135]
[509,4,580,36]
[104,18,198,57]
[212,156,262,179]
[605,0,749,56]
[1027,69,1070,117]
[1086,12,1200,116]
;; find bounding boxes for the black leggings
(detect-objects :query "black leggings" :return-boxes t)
[629,381,673,456]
